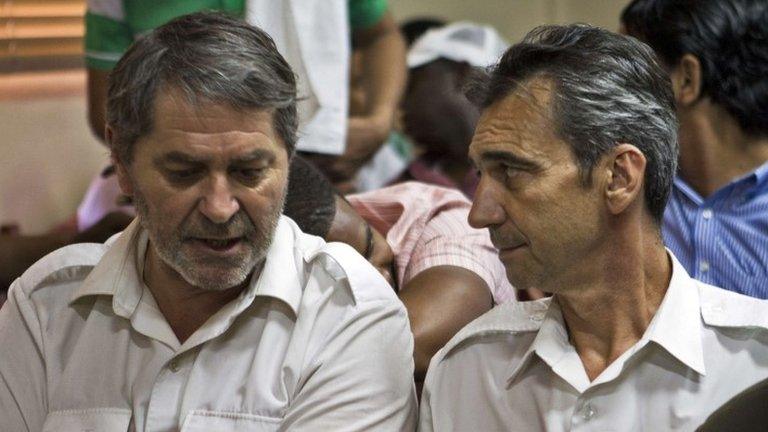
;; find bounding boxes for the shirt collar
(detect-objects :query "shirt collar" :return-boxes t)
[70,218,145,318]
[674,160,768,205]
[248,216,304,315]
[70,216,306,318]
[643,252,706,376]
[749,161,768,196]
[506,298,591,392]
[506,251,707,390]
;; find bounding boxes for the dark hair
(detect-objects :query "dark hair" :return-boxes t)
[466,24,678,222]
[400,17,446,47]
[622,0,768,137]
[284,156,336,238]
[107,11,298,164]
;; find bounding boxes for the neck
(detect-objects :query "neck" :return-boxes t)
[553,220,671,381]
[678,102,768,197]
[144,244,249,344]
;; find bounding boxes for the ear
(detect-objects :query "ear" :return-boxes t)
[107,126,134,197]
[669,53,702,107]
[603,143,646,217]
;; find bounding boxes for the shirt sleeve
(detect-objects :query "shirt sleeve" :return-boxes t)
[0,282,47,432]
[348,0,388,29]
[280,273,418,431]
[402,205,517,304]
[84,5,133,70]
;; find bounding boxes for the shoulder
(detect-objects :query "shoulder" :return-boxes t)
[287,217,399,306]
[12,243,107,302]
[316,241,399,305]
[699,281,768,331]
[434,299,549,363]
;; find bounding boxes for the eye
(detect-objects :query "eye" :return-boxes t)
[166,167,203,183]
[231,166,266,184]
[504,165,520,179]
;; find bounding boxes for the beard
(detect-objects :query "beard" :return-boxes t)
[133,190,285,291]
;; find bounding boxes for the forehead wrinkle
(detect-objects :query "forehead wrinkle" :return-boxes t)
[470,77,563,168]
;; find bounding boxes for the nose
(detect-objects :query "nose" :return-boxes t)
[198,173,240,223]
[468,176,506,229]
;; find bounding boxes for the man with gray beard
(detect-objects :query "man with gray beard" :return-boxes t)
[0,12,417,432]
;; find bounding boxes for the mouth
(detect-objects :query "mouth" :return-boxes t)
[191,237,244,253]
[497,243,527,259]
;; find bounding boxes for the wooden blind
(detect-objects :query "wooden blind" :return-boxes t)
[0,0,85,73]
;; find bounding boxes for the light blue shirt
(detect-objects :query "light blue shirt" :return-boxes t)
[663,162,768,299]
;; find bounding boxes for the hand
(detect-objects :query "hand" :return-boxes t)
[329,115,391,181]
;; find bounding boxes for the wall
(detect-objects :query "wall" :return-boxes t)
[0,71,107,233]
[0,0,632,233]
[389,0,628,42]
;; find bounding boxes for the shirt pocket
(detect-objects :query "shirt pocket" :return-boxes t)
[42,407,132,432]
[180,410,282,432]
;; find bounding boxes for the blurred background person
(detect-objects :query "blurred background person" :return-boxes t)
[622,0,768,298]
[397,22,508,198]
[286,157,516,383]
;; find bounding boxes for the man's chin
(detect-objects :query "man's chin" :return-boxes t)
[180,268,253,292]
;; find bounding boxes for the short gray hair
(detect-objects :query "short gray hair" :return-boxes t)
[107,11,298,164]
[466,24,678,223]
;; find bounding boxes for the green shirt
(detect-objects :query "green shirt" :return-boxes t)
[85,0,388,70]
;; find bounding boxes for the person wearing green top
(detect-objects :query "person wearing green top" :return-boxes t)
[84,0,405,181]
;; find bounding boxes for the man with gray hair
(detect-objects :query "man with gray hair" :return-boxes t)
[419,24,768,431]
[0,12,416,431]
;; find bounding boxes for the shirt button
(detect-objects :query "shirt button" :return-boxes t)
[582,403,596,421]
[169,359,181,373]
[700,261,710,273]
[530,313,544,322]
[702,209,713,219]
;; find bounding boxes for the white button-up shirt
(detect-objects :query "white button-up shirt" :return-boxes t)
[419,254,768,431]
[0,217,417,432]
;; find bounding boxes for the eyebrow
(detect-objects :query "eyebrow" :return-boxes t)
[231,149,276,164]
[154,149,275,166]
[478,150,539,171]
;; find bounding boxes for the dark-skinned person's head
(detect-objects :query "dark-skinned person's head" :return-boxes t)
[402,23,508,162]
[284,156,396,287]
[466,24,678,292]
[105,11,298,291]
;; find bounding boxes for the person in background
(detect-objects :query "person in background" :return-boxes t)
[622,0,768,298]
[351,17,446,192]
[84,0,406,191]
[285,157,515,382]
[0,211,132,294]
[397,22,508,197]
[419,24,768,431]
[0,13,416,431]
[697,376,768,431]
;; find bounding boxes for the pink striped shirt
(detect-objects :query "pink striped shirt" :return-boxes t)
[348,182,516,304]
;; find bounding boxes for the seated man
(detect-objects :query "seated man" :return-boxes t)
[419,24,768,431]
[0,12,416,432]
[284,157,515,381]
[621,0,768,298]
